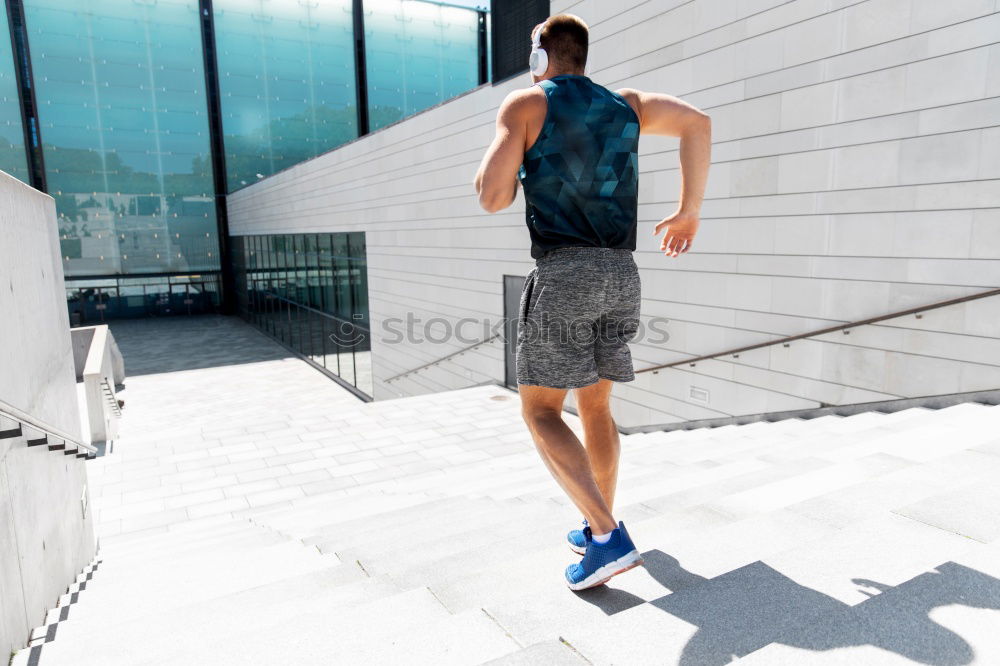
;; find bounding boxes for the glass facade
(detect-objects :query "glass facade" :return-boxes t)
[0,0,491,395]
[23,0,219,277]
[2,0,488,280]
[213,0,358,190]
[365,0,482,131]
[231,232,372,399]
[0,7,28,181]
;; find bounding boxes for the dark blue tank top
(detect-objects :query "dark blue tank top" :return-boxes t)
[518,74,640,259]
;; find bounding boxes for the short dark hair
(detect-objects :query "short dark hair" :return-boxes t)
[534,14,589,72]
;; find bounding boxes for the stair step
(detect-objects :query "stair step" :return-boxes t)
[477,639,588,665]
[99,524,289,564]
[307,497,503,554]
[55,539,338,627]
[336,498,562,568]
[296,496,489,544]
[30,571,403,665]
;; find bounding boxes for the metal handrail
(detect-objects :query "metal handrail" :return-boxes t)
[385,333,502,383]
[260,290,370,332]
[0,399,97,455]
[101,378,122,417]
[637,287,1000,375]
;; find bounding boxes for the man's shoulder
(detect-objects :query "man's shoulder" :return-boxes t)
[500,85,545,110]
[611,88,643,123]
[499,86,548,123]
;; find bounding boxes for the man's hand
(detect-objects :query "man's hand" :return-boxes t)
[617,88,710,259]
[654,210,699,257]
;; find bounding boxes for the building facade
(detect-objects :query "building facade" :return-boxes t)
[226,0,1000,424]
[0,0,490,328]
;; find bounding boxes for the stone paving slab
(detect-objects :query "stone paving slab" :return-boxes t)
[892,480,1000,544]
[19,316,1000,666]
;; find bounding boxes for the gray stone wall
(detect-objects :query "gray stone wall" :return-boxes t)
[0,171,96,660]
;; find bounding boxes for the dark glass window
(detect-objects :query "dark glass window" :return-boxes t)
[490,0,547,83]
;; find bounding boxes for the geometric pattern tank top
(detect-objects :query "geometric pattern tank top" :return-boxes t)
[517,74,640,259]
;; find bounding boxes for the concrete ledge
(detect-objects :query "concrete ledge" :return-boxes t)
[71,325,125,448]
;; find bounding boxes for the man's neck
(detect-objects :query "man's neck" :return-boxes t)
[535,70,586,84]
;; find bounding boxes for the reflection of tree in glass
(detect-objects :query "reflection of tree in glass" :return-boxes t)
[0,137,29,180]
[224,104,359,189]
[42,144,211,197]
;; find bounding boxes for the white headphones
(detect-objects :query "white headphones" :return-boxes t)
[529,19,549,77]
[529,18,590,78]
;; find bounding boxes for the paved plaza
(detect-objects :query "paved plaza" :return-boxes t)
[12,315,1000,665]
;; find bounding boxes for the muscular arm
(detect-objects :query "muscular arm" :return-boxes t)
[474,90,530,214]
[617,88,712,257]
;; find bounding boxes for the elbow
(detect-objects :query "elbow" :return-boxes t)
[478,189,509,214]
[696,111,711,136]
[479,194,504,214]
[680,112,711,143]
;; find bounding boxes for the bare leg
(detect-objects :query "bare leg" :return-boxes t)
[575,379,620,512]
[519,384,617,535]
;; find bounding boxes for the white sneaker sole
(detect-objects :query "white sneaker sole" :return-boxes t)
[569,542,587,555]
[566,549,644,591]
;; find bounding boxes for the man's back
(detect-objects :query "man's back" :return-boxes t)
[517,74,641,260]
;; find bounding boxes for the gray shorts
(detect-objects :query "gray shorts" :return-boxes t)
[516,247,641,389]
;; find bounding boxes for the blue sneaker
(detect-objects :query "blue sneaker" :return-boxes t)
[567,518,588,555]
[565,521,643,591]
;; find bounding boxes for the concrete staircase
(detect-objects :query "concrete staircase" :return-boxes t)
[11,386,1000,665]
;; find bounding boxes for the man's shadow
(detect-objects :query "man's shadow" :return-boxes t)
[575,549,1000,665]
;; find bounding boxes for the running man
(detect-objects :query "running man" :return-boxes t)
[474,13,711,590]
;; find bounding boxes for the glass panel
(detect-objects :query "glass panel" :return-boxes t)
[320,233,337,316]
[350,232,372,395]
[309,309,326,366]
[24,0,219,277]
[271,235,286,298]
[331,232,352,323]
[230,231,370,396]
[292,234,306,304]
[365,0,480,131]
[118,283,148,318]
[323,314,341,376]
[213,0,357,191]
[304,233,320,310]
[0,8,29,182]
[348,231,369,329]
